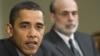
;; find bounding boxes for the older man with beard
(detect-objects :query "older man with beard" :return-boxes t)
[44,0,100,56]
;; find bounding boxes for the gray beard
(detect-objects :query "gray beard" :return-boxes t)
[54,22,78,36]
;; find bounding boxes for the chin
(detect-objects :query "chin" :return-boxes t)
[63,28,77,35]
[68,28,76,33]
[24,52,35,56]
[23,49,37,56]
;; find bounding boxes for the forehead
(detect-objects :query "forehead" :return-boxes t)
[54,0,78,12]
[15,9,44,24]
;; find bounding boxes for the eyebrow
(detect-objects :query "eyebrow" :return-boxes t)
[36,22,44,26]
[19,21,30,25]
[62,10,78,13]
[19,21,45,26]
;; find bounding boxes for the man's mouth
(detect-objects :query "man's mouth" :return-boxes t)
[25,41,38,48]
[66,24,75,28]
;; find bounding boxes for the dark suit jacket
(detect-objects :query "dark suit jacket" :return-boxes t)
[44,29,100,56]
[0,38,61,56]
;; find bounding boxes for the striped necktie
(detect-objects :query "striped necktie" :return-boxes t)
[69,39,81,56]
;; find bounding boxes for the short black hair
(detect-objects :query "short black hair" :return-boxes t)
[50,1,55,13]
[10,1,44,26]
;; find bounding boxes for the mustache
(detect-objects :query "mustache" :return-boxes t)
[66,22,76,26]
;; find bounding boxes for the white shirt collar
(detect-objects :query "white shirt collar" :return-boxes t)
[55,30,74,47]
[16,48,24,56]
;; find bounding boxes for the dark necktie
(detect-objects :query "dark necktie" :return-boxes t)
[69,39,81,56]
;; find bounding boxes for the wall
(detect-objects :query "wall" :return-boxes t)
[1,0,20,38]
[0,0,100,38]
[77,0,100,34]
[0,0,3,39]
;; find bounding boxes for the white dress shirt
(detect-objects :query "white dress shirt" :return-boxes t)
[55,30,83,56]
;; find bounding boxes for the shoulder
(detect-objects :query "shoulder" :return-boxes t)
[0,39,10,56]
[0,38,18,56]
[38,40,63,56]
[35,40,52,56]
[0,38,8,48]
[75,31,91,36]
[40,40,55,53]
[74,31,94,43]
[75,31,92,38]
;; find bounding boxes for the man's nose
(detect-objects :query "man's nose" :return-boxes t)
[68,13,74,21]
[28,28,37,38]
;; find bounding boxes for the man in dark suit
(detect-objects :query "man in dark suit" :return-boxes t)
[0,38,44,56]
[0,38,62,56]
[0,1,58,56]
[44,0,100,56]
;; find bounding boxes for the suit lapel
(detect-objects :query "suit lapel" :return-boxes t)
[74,32,92,56]
[3,39,19,56]
[56,41,74,56]
[48,29,74,56]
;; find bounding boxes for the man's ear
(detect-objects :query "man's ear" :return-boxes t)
[6,23,13,38]
[50,13,56,24]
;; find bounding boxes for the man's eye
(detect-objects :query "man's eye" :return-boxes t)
[62,13,68,15]
[37,25,43,28]
[72,11,78,16]
[37,25,43,29]
[21,25,29,29]
[61,13,69,16]
[72,12,76,15]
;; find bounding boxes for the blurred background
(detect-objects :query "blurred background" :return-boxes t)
[0,0,100,39]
